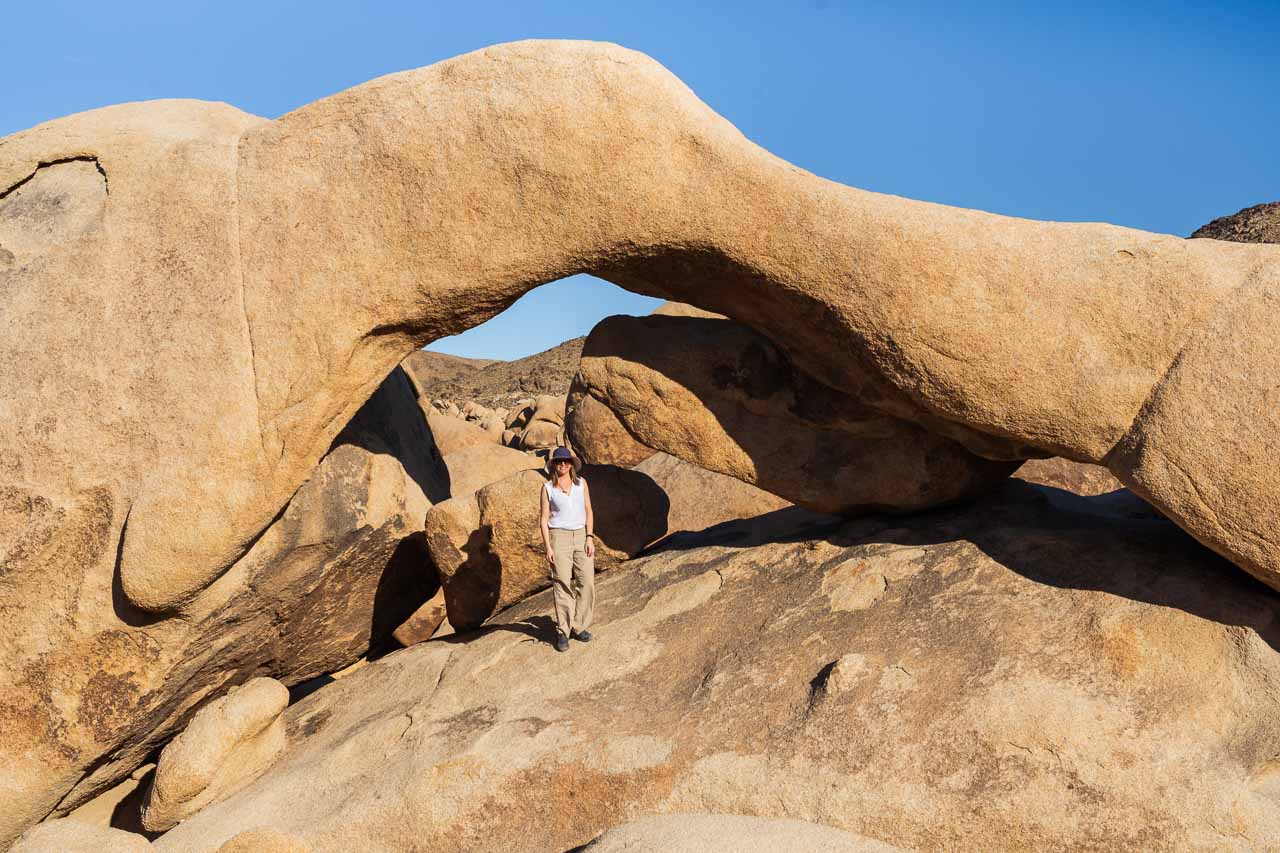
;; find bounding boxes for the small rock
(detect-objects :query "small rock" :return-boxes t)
[393,588,448,647]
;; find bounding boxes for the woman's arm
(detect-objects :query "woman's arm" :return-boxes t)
[582,478,595,558]
[539,485,554,566]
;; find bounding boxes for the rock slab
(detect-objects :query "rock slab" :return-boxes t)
[155,483,1280,851]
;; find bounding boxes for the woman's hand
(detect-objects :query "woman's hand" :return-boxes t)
[545,546,556,567]
[585,536,596,558]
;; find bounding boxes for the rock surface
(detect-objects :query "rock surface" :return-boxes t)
[9,819,152,853]
[154,482,1280,852]
[575,314,1021,514]
[5,39,1280,843]
[651,300,726,319]
[140,678,289,832]
[215,828,312,852]
[580,813,903,852]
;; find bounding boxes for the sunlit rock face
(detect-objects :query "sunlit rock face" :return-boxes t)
[156,484,1280,852]
[3,38,1280,845]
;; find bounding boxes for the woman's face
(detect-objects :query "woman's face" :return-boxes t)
[555,459,572,475]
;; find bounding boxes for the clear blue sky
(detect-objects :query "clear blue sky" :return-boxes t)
[5,2,1277,360]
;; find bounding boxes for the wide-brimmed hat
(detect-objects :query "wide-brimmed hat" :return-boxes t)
[547,446,581,474]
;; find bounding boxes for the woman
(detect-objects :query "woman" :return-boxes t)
[539,446,596,653]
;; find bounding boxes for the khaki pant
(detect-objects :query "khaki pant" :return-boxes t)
[549,527,594,638]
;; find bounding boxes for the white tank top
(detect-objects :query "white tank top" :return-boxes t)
[546,479,586,530]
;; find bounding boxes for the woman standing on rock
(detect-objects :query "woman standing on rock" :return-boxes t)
[540,446,595,652]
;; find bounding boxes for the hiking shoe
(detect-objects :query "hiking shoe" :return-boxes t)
[555,634,569,653]
[572,630,593,643]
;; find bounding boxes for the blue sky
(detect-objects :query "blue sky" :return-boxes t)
[4,1,1277,360]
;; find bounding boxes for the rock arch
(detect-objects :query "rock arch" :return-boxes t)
[2,39,1278,845]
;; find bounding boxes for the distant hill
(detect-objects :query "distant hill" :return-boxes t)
[420,337,585,407]
[1190,201,1280,244]
[400,350,499,396]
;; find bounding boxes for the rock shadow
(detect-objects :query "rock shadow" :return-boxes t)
[104,765,163,841]
[864,480,1280,652]
[440,525,501,632]
[369,531,439,660]
[641,478,1280,651]
[641,504,844,557]
[111,509,165,628]
[329,363,450,503]
[442,614,561,647]
[322,365,445,654]
[580,463,672,555]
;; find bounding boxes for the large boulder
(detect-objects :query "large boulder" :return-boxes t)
[565,378,654,468]
[140,678,289,832]
[424,409,492,456]
[564,304,712,468]
[440,442,544,499]
[528,394,566,427]
[516,394,567,451]
[153,483,1280,852]
[424,469,549,632]
[633,452,790,535]
[517,418,563,451]
[504,399,536,431]
[566,369,792,534]
[575,314,1020,514]
[5,39,1280,842]
[479,415,505,441]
